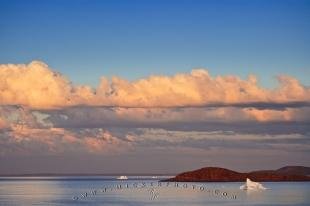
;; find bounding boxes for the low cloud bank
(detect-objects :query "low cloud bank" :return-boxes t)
[1,61,309,109]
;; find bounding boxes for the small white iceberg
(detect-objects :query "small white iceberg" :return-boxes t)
[117,176,128,180]
[151,176,158,179]
[240,178,266,190]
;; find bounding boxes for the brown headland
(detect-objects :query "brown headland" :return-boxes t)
[163,166,310,182]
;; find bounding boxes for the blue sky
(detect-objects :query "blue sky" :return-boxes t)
[1,0,309,87]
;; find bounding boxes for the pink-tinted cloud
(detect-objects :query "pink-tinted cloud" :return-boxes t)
[0,125,133,155]
[0,61,309,109]
[0,117,8,129]
[0,61,74,109]
[1,61,309,174]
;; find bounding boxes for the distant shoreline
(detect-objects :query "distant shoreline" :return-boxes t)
[163,166,310,182]
[0,173,176,177]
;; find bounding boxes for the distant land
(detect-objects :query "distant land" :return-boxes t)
[0,173,175,177]
[163,166,310,182]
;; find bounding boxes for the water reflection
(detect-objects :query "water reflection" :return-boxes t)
[0,177,309,205]
[0,178,65,205]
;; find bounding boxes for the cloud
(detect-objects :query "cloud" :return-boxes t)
[124,128,310,154]
[1,119,309,156]
[41,106,310,135]
[1,61,310,159]
[0,61,309,109]
[0,125,133,155]
[0,61,74,109]
[0,117,8,129]
[1,61,310,175]
[99,71,309,108]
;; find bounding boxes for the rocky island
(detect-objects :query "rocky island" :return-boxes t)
[163,166,310,182]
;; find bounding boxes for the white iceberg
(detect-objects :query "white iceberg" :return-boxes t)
[117,176,128,180]
[240,178,266,190]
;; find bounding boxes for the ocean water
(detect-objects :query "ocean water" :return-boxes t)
[0,176,309,206]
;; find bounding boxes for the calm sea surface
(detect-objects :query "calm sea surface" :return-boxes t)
[0,176,309,205]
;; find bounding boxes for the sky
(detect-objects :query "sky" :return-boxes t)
[0,0,309,174]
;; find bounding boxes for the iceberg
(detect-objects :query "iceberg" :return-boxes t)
[240,178,266,190]
[117,176,128,180]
